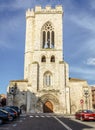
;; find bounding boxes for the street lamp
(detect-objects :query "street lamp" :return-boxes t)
[9,83,17,105]
[84,90,89,110]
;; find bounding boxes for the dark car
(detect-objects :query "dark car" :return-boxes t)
[9,106,21,116]
[0,109,11,124]
[1,107,18,120]
[75,110,95,121]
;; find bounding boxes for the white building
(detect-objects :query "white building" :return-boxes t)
[7,5,92,114]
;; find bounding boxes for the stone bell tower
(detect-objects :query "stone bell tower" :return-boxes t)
[24,5,70,114]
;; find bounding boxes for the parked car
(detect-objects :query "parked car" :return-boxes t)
[75,110,95,121]
[9,106,21,116]
[0,109,11,124]
[1,107,18,121]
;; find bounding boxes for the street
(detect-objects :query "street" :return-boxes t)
[0,113,95,130]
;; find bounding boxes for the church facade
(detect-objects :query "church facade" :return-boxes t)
[7,5,92,114]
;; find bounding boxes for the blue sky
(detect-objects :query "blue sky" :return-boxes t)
[0,0,95,94]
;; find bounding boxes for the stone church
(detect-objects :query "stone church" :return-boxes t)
[7,5,92,114]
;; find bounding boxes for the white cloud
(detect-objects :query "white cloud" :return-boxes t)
[86,58,95,66]
[70,13,95,33]
[89,0,95,9]
[65,7,95,59]
[70,66,95,75]
[69,65,95,83]
[75,38,95,57]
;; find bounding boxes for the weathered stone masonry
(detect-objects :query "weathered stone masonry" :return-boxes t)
[7,5,92,114]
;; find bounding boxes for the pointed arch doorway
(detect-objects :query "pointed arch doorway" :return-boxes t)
[43,101,53,113]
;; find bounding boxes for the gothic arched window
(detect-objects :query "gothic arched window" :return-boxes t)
[51,55,55,62]
[41,56,46,62]
[42,22,55,49]
[44,72,52,86]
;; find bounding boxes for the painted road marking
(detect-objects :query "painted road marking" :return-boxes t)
[54,116,72,130]
[35,115,39,118]
[41,116,45,118]
[46,116,51,118]
[30,116,33,117]
[12,123,17,127]
[0,128,9,130]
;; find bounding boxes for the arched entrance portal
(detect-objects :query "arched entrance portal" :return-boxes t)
[43,101,53,113]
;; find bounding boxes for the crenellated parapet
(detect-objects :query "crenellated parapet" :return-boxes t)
[26,8,35,18]
[26,5,63,18]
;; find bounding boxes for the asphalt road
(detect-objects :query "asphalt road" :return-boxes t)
[0,114,95,130]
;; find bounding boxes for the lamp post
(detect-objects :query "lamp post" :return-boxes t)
[9,83,17,105]
[84,90,89,110]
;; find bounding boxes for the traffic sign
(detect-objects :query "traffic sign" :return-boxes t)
[80,99,84,104]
